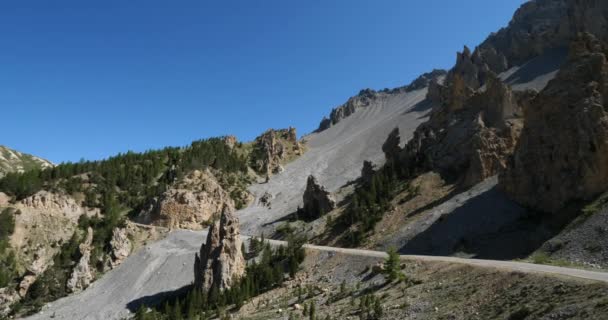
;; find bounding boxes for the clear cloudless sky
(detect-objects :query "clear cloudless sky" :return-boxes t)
[0,0,527,163]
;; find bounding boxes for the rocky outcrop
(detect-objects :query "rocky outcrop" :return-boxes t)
[402,73,531,187]
[251,128,302,176]
[67,227,94,293]
[477,0,608,72]
[500,33,608,212]
[194,206,245,293]
[19,190,97,220]
[222,135,238,150]
[7,191,100,298]
[322,89,377,129]
[109,227,131,268]
[389,0,608,190]
[137,169,235,229]
[301,175,335,220]
[403,69,448,92]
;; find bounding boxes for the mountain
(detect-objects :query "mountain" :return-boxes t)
[3,1,608,319]
[0,146,53,177]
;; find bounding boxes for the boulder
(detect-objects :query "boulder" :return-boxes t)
[301,175,336,220]
[67,227,94,293]
[500,33,608,212]
[194,206,245,293]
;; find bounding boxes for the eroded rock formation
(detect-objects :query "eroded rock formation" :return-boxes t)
[402,72,531,187]
[137,169,236,229]
[301,175,335,220]
[222,135,238,150]
[67,227,94,293]
[251,128,302,176]
[500,33,608,212]
[8,191,99,293]
[109,227,131,268]
[194,206,245,293]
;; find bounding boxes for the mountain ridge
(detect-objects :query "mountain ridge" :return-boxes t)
[0,146,53,178]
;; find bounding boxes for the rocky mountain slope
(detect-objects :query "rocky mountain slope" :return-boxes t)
[0,146,52,178]
[501,33,608,213]
[7,0,608,319]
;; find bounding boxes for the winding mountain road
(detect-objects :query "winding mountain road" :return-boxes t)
[262,238,608,284]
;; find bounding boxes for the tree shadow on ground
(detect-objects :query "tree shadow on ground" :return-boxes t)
[399,186,583,260]
[126,285,192,313]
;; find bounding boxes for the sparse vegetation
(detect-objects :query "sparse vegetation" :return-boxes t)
[0,208,17,288]
[335,162,407,246]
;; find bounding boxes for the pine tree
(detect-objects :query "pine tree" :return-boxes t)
[173,298,183,320]
[385,247,401,282]
[309,301,316,320]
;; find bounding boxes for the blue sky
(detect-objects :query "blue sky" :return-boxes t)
[0,0,527,163]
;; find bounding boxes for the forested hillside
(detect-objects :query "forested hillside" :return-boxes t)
[0,137,250,212]
[0,137,260,317]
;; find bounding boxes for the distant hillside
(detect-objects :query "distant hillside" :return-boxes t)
[0,146,53,177]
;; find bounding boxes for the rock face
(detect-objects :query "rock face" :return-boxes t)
[67,227,94,293]
[301,175,336,220]
[402,72,530,187]
[392,0,608,189]
[137,169,235,229]
[476,0,608,72]
[194,206,245,293]
[500,34,608,212]
[9,191,100,292]
[222,135,238,150]
[109,227,131,268]
[19,190,97,220]
[251,128,302,177]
